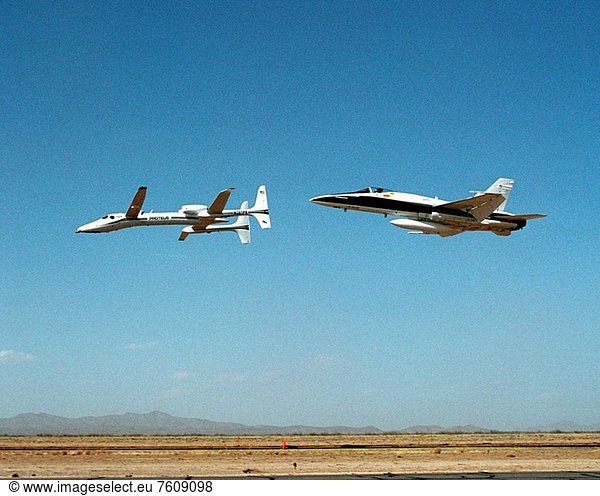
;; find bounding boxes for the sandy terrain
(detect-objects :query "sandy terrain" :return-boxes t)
[1,433,599,478]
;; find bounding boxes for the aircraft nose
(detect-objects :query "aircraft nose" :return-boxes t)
[310,194,337,205]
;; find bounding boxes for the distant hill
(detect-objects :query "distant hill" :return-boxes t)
[529,420,600,433]
[1,412,598,435]
[0,412,382,436]
[396,424,492,434]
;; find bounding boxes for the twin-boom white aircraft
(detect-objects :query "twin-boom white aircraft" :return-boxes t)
[76,186,270,244]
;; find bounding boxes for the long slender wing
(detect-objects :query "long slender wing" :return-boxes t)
[207,188,234,214]
[125,187,147,219]
[178,218,227,241]
[440,193,505,222]
[494,213,546,221]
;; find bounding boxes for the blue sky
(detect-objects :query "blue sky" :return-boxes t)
[1,1,598,431]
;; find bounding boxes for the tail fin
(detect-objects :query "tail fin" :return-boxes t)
[250,184,271,229]
[485,178,514,212]
[230,202,251,244]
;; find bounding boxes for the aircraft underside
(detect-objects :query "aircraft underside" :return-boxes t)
[389,216,520,237]
[312,198,525,237]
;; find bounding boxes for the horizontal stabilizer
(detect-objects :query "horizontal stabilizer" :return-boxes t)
[442,193,505,222]
[494,213,546,221]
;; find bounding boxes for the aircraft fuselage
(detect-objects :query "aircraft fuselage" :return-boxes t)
[76,208,255,234]
[310,189,526,236]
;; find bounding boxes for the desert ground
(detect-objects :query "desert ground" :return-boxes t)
[1,433,599,479]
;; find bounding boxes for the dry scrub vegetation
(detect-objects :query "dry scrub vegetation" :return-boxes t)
[1,433,599,478]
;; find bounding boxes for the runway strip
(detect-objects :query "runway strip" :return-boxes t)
[3,441,599,451]
[228,471,600,480]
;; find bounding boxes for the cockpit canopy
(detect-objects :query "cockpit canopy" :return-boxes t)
[350,187,391,194]
[101,213,124,220]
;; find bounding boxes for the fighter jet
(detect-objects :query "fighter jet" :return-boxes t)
[76,185,270,244]
[310,178,544,237]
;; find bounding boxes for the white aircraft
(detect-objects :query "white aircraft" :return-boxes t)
[76,185,270,244]
[310,178,545,237]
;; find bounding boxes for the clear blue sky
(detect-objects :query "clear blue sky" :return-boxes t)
[1,1,598,431]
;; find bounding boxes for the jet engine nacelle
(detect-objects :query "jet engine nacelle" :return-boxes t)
[180,204,207,216]
[389,219,452,234]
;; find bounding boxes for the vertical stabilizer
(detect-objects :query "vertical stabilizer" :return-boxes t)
[229,202,251,244]
[250,185,271,229]
[485,178,514,212]
[205,203,251,244]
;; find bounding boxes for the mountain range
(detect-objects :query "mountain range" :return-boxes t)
[0,412,598,435]
[0,412,381,436]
